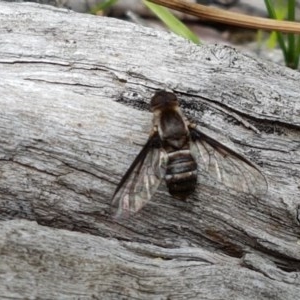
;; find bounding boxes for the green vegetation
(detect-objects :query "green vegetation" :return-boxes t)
[90,0,299,69]
[90,0,119,15]
[264,0,300,69]
[143,1,200,44]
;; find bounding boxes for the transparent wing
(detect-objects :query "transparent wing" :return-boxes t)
[111,135,168,219]
[190,128,268,196]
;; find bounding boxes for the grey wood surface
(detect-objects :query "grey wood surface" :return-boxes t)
[0,2,300,299]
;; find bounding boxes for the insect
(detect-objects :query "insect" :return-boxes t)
[112,90,267,218]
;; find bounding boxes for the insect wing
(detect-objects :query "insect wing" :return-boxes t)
[190,128,267,196]
[112,136,168,218]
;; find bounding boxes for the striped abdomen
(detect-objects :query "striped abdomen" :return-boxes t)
[165,149,197,200]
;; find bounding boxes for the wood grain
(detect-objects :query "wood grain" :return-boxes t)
[0,2,299,299]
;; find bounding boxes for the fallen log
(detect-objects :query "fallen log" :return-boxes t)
[0,2,300,299]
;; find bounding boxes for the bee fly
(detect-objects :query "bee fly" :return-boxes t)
[112,90,267,218]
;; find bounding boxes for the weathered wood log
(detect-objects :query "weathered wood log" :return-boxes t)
[0,2,300,299]
[2,219,300,299]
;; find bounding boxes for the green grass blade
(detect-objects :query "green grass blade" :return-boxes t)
[90,0,119,14]
[264,0,288,64]
[266,31,278,48]
[143,0,201,44]
[287,0,299,68]
[294,34,300,68]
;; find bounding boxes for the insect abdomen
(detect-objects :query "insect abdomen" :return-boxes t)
[165,150,197,200]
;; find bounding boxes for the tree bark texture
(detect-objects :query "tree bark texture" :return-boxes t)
[0,2,300,299]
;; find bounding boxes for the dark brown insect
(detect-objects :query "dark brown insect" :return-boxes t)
[112,91,267,218]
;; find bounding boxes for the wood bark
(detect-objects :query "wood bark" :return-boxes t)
[0,2,300,299]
